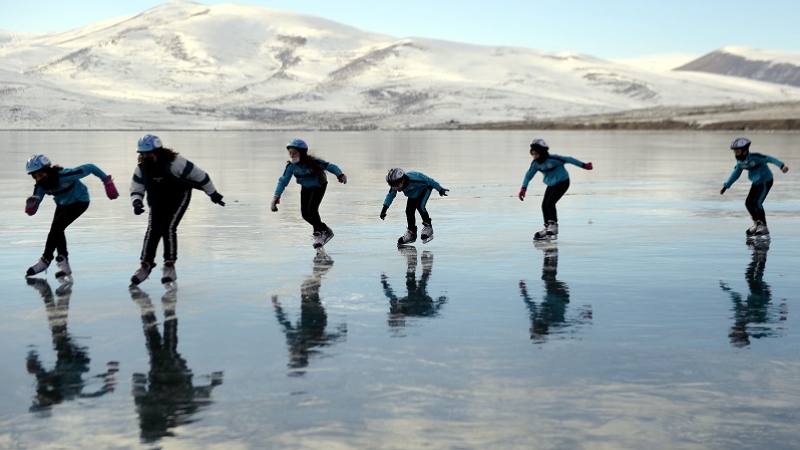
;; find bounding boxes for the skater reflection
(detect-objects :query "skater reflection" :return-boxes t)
[25,279,118,416]
[129,287,223,443]
[520,242,592,343]
[272,251,347,375]
[720,240,787,348]
[382,246,448,335]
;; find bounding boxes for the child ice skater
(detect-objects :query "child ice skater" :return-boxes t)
[271,139,347,249]
[720,137,789,237]
[24,154,119,279]
[129,134,226,286]
[518,139,592,240]
[381,168,449,246]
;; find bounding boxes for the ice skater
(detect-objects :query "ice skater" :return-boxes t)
[271,139,347,249]
[129,134,226,287]
[381,168,449,246]
[24,154,119,279]
[518,139,592,240]
[720,138,789,237]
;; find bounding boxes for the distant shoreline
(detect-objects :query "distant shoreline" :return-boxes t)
[3,120,799,132]
[2,102,799,132]
[443,118,800,131]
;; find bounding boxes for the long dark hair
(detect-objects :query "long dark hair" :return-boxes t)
[138,147,179,164]
[298,150,326,184]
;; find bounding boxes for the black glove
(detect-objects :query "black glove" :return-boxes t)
[210,192,225,206]
[439,188,449,197]
[132,199,145,215]
[720,187,727,195]
[380,205,388,220]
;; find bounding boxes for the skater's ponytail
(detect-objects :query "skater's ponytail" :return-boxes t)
[299,150,326,185]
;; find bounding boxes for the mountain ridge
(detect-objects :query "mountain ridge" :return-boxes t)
[2,1,800,130]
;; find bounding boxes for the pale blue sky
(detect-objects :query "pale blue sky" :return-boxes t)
[1,0,798,59]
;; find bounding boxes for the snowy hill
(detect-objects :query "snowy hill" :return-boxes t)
[676,47,800,88]
[2,2,800,130]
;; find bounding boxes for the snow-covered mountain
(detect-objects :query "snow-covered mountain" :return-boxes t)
[2,1,800,130]
[676,47,800,88]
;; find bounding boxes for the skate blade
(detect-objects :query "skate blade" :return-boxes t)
[421,236,433,244]
[162,280,178,291]
[56,274,73,284]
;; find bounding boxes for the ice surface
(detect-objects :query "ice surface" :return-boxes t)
[1,130,799,448]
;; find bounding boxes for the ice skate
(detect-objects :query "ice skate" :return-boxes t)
[421,222,434,244]
[161,261,177,285]
[397,228,417,246]
[753,221,769,236]
[26,257,50,277]
[533,224,550,241]
[745,221,760,237]
[54,255,72,280]
[546,221,558,237]
[313,226,335,249]
[130,262,155,287]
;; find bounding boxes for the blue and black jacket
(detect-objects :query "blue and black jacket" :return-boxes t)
[274,158,343,197]
[32,164,109,205]
[383,171,444,207]
[521,154,585,188]
[723,152,785,189]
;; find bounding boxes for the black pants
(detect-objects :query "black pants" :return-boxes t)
[140,191,191,264]
[43,201,89,260]
[300,184,328,233]
[405,188,433,232]
[541,179,570,224]
[745,179,773,223]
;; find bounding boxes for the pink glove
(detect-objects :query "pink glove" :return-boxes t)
[583,162,593,170]
[103,175,119,199]
[25,195,41,216]
[518,187,526,201]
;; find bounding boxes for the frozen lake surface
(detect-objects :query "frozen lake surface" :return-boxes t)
[1,130,799,449]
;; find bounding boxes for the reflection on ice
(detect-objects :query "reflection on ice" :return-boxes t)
[25,279,118,416]
[720,239,788,348]
[382,246,448,336]
[129,287,224,443]
[272,250,347,376]
[519,242,592,343]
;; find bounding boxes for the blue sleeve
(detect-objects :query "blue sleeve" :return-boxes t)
[521,163,537,188]
[766,154,785,169]
[33,185,45,198]
[560,155,585,167]
[318,159,343,177]
[274,163,294,197]
[724,165,743,189]
[61,164,108,183]
[419,172,443,191]
[383,188,397,207]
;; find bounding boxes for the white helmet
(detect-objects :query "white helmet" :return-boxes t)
[530,139,549,151]
[137,134,163,153]
[26,154,51,174]
[386,168,406,185]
